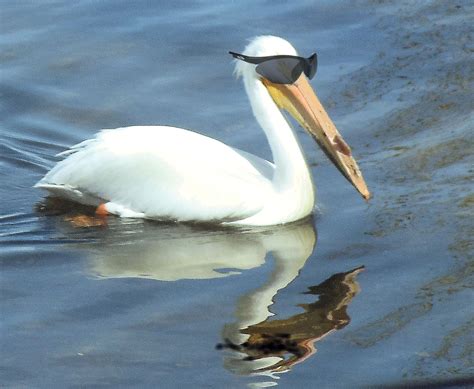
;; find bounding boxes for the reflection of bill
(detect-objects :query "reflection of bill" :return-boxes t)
[219,266,364,374]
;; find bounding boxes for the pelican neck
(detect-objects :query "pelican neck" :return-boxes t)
[243,76,313,191]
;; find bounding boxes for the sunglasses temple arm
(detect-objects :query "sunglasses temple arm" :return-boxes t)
[228,51,264,65]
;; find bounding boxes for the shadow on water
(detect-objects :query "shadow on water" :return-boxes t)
[34,203,364,384]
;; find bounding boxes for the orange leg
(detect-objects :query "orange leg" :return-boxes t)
[95,203,109,217]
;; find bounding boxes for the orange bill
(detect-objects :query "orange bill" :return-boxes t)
[262,75,371,200]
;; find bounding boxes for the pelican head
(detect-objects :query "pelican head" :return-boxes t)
[231,36,370,200]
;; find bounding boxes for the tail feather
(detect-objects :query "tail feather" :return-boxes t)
[34,183,103,207]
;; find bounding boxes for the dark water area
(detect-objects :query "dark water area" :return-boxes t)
[1,1,473,387]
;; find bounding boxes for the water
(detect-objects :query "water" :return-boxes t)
[1,1,473,387]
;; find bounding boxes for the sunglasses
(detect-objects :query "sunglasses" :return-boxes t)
[229,51,318,84]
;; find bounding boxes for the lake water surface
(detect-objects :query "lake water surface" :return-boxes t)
[1,1,473,387]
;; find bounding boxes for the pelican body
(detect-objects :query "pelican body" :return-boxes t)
[36,36,370,226]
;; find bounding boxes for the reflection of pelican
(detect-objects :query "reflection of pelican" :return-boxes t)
[79,217,363,381]
[88,218,316,281]
[35,35,370,226]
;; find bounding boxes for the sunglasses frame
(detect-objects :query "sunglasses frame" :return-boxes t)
[229,51,318,84]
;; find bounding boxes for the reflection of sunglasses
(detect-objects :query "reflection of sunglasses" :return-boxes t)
[229,51,318,84]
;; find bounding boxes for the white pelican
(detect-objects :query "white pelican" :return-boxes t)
[35,36,370,226]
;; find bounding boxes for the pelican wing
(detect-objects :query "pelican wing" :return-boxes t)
[35,126,273,222]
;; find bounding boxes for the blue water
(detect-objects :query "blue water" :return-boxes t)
[1,1,473,387]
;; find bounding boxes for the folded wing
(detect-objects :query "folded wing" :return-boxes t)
[35,126,273,222]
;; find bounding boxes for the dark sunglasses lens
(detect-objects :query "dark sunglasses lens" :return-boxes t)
[256,57,304,84]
